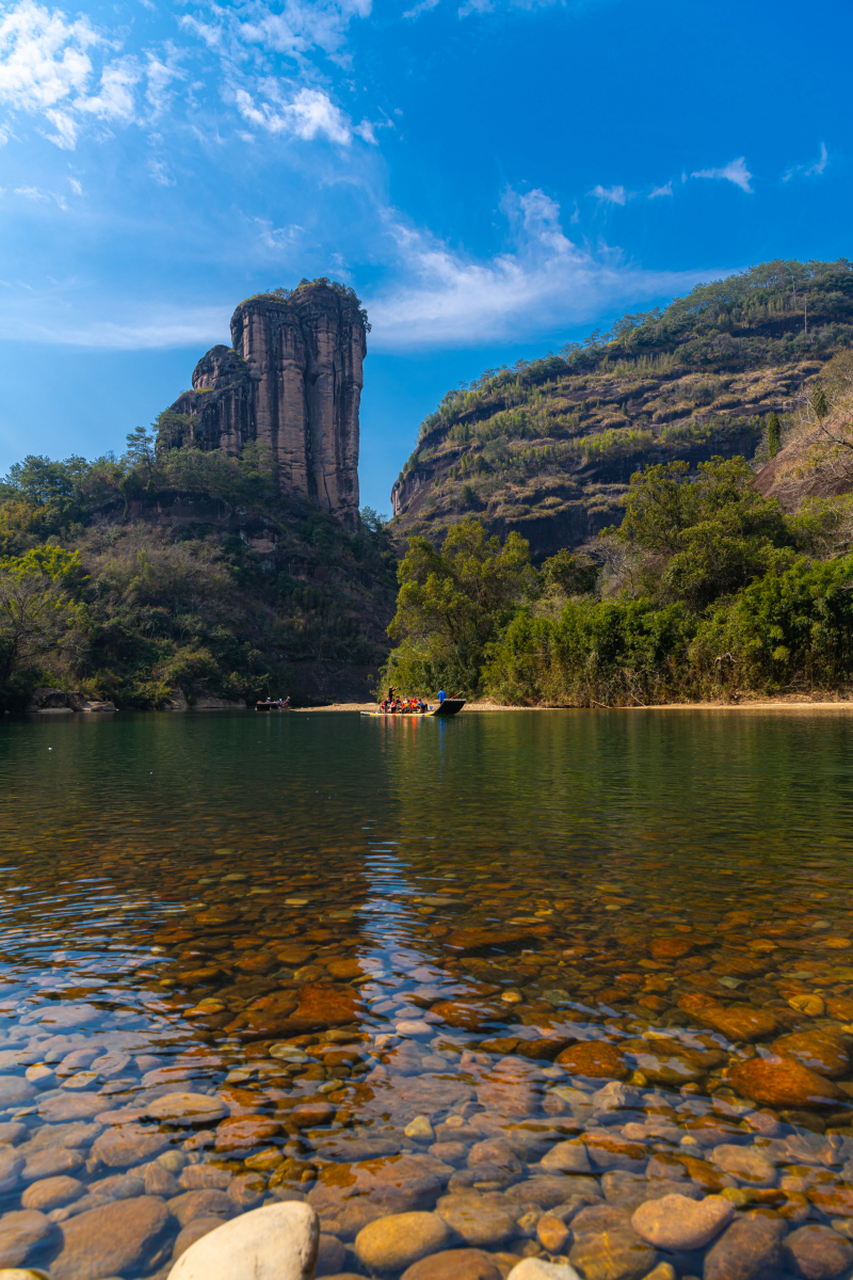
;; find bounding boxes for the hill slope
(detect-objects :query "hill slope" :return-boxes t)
[391,259,853,560]
[0,449,396,710]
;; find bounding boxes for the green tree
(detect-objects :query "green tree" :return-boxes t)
[124,427,157,479]
[811,384,829,420]
[766,412,781,457]
[0,547,88,703]
[384,518,533,696]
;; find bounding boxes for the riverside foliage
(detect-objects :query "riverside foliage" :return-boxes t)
[384,458,853,705]
[0,439,397,710]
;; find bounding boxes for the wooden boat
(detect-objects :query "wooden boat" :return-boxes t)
[256,700,290,711]
[361,699,466,718]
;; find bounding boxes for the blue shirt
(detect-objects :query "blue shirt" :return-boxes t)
[438,690,446,703]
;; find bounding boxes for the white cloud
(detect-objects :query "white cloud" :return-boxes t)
[403,0,440,17]
[649,182,672,199]
[68,175,81,194]
[784,142,828,182]
[691,156,753,193]
[0,0,147,146]
[590,183,628,205]
[13,182,65,206]
[0,0,98,112]
[365,188,719,348]
[233,83,353,144]
[78,58,140,122]
[180,0,371,64]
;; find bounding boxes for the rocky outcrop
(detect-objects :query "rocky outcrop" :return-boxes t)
[162,281,366,530]
[26,689,116,714]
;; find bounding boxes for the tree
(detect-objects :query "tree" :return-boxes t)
[766,412,781,457]
[811,384,829,420]
[384,518,533,696]
[124,427,157,479]
[0,547,87,701]
[611,457,791,608]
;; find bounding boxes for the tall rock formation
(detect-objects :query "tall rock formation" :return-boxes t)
[162,280,367,529]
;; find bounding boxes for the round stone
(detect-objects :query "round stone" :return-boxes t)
[436,1194,517,1247]
[0,1078,36,1107]
[22,1148,84,1183]
[355,1211,453,1272]
[540,1139,591,1173]
[0,1148,24,1193]
[167,1202,319,1280]
[631,1193,734,1250]
[21,1176,84,1212]
[402,1249,503,1280]
[711,1145,777,1187]
[0,1210,52,1268]
[704,1217,784,1280]
[214,1117,282,1153]
[785,1224,853,1280]
[49,1196,170,1280]
[729,1056,847,1109]
[554,1042,628,1079]
[147,1092,228,1124]
[770,1032,850,1079]
[90,1124,169,1168]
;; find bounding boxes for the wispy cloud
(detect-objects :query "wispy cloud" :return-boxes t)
[365,188,720,348]
[691,156,753,193]
[783,141,828,182]
[648,182,672,199]
[590,183,628,205]
[403,0,440,17]
[13,182,66,207]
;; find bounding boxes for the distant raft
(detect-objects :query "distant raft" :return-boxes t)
[361,699,466,719]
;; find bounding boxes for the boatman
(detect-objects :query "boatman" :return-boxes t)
[438,689,447,705]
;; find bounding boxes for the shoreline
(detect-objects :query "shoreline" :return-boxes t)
[302,695,853,713]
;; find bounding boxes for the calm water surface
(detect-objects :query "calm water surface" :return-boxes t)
[2,709,853,1278]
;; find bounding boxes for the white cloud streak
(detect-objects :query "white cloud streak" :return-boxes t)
[648,182,672,199]
[365,188,719,349]
[590,183,628,205]
[691,155,753,193]
[783,142,828,182]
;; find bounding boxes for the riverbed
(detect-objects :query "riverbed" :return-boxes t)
[2,708,853,1279]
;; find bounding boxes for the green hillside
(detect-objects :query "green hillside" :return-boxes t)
[0,443,396,711]
[391,259,853,560]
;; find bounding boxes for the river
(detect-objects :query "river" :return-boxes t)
[1,708,853,1278]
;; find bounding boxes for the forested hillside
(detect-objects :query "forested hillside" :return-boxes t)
[0,439,396,711]
[391,259,853,560]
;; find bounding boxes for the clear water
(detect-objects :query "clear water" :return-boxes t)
[2,708,853,1278]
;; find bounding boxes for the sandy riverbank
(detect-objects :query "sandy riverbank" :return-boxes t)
[302,694,853,712]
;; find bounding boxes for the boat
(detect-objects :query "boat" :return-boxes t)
[256,700,290,711]
[361,699,466,718]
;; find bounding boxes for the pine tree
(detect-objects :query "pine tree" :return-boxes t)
[766,412,781,457]
[811,384,829,420]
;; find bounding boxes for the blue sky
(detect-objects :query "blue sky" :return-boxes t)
[0,0,848,514]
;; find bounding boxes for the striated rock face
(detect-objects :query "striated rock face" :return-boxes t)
[162,281,366,529]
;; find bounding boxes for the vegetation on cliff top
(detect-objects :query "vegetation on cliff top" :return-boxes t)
[0,436,396,711]
[384,455,853,705]
[392,259,853,558]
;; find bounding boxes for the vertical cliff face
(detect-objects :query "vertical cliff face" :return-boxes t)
[162,281,366,529]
